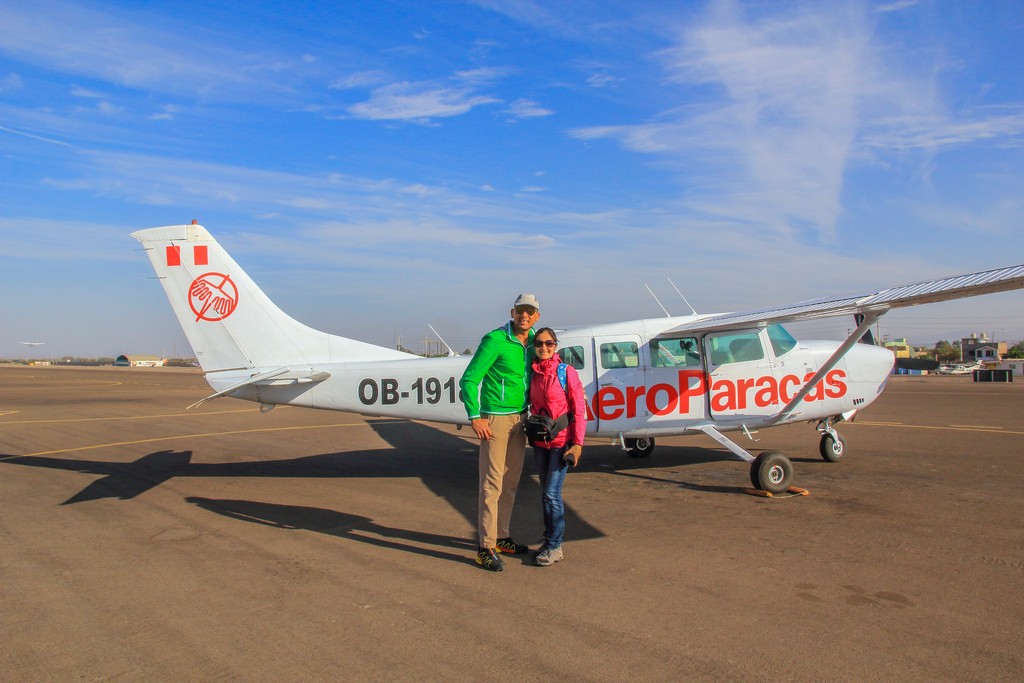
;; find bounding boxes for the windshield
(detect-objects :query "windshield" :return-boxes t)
[767,323,797,357]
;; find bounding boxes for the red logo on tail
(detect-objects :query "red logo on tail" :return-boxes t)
[188,273,239,322]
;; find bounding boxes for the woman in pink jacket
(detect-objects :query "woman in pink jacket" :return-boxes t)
[526,327,587,566]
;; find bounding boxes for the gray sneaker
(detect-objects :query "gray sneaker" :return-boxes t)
[535,546,564,566]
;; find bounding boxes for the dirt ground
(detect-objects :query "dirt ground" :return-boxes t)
[1,365,1021,682]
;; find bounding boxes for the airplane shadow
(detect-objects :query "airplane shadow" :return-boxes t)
[0,418,765,550]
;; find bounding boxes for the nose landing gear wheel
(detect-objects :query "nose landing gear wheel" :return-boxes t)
[626,437,655,458]
[819,432,847,462]
[749,451,793,494]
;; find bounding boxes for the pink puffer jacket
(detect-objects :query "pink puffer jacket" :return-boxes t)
[528,355,587,448]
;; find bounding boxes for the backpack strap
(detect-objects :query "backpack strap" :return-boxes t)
[557,363,568,392]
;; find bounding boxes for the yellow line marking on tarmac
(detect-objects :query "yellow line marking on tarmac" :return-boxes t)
[856,421,1020,435]
[8,381,125,389]
[950,424,1005,430]
[0,421,369,460]
[0,411,20,417]
[0,408,260,425]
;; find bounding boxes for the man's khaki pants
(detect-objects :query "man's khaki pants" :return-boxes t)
[478,412,527,548]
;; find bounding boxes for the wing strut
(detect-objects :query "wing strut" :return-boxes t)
[698,424,756,463]
[767,312,883,424]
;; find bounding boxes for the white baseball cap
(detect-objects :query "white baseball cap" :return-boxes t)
[513,293,540,311]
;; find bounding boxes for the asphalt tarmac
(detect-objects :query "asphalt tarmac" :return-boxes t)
[1,365,1021,681]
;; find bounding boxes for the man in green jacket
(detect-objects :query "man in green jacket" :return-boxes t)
[460,293,540,572]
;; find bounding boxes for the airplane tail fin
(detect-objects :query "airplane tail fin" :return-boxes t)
[131,223,411,372]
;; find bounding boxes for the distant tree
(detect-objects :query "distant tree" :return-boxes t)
[1005,342,1024,359]
[463,348,472,355]
[933,340,960,363]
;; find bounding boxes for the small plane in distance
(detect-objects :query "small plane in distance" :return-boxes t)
[132,223,1024,494]
[18,341,46,347]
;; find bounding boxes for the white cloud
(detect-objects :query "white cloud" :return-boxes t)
[586,73,617,88]
[70,85,103,98]
[874,0,919,12]
[148,104,182,121]
[329,70,390,90]
[503,98,554,120]
[568,2,1023,244]
[0,1,309,101]
[348,81,500,121]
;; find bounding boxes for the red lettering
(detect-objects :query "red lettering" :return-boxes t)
[779,374,800,403]
[646,383,678,416]
[802,371,825,402]
[625,385,644,419]
[588,367,850,423]
[677,370,705,415]
[825,369,847,398]
[735,377,755,410]
[754,375,778,407]
[710,378,737,412]
[596,387,624,420]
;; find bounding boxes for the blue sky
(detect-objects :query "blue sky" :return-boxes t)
[2,0,1022,359]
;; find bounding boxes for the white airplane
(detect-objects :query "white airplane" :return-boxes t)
[18,341,46,347]
[131,223,1024,494]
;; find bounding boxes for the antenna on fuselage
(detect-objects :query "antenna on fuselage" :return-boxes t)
[428,324,458,357]
[667,277,698,316]
[644,283,671,317]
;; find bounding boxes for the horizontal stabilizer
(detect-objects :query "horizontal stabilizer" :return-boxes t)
[187,368,331,410]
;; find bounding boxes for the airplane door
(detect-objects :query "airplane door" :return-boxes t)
[704,329,779,419]
[646,336,708,424]
[593,335,645,433]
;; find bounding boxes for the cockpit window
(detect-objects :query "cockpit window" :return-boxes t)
[767,323,797,357]
[705,331,764,365]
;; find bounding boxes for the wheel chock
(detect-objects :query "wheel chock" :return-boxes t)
[741,486,810,498]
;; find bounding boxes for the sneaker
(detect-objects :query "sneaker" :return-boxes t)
[495,537,528,555]
[476,547,505,572]
[535,546,564,567]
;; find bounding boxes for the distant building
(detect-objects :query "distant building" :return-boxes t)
[995,358,1022,377]
[883,338,912,359]
[960,333,1008,363]
[115,355,168,367]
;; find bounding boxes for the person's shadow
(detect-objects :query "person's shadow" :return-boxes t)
[185,496,477,564]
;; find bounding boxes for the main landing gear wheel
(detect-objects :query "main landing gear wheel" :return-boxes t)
[749,451,793,494]
[626,437,655,458]
[819,432,847,463]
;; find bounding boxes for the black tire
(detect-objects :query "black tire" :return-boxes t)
[626,437,655,458]
[749,451,793,494]
[819,432,847,462]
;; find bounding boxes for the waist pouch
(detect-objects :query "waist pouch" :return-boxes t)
[524,413,569,441]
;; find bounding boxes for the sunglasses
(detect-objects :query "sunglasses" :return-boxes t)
[534,339,557,348]
[514,305,539,316]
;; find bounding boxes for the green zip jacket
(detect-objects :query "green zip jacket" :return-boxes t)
[460,322,535,420]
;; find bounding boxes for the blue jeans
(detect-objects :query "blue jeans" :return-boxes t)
[533,445,569,549]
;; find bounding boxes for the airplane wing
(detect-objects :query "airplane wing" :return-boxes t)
[657,263,1024,337]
